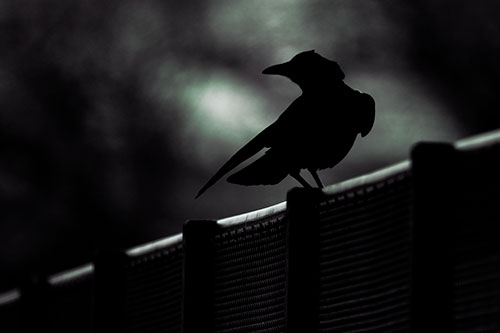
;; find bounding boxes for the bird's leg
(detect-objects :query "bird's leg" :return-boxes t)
[291,172,312,188]
[309,169,324,188]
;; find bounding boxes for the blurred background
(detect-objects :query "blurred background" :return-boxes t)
[1,0,499,288]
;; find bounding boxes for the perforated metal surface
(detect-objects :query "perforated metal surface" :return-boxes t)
[213,213,287,333]
[0,291,21,333]
[453,250,500,333]
[318,171,412,332]
[451,143,500,332]
[123,243,183,333]
[48,272,94,333]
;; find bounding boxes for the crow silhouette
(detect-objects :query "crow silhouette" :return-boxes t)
[196,50,375,198]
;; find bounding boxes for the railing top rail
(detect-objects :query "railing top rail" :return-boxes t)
[455,128,500,150]
[217,201,287,228]
[48,263,94,286]
[45,233,184,287]
[126,233,183,257]
[0,289,20,306]
[322,160,411,197]
[216,161,412,228]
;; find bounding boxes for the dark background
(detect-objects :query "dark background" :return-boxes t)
[1,0,499,288]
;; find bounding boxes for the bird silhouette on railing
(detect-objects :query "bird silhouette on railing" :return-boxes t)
[196,50,375,198]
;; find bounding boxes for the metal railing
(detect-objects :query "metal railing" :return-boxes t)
[1,129,500,333]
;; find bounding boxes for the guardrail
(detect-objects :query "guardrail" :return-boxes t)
[1,129,500,332]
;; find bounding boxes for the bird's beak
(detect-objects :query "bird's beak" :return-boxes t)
[262,61,291,76]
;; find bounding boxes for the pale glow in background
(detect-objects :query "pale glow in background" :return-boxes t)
[1,0,499,287]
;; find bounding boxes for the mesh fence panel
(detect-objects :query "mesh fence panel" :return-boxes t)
[451,144,500,333]
[213,213,287,333]
[48,271,94,332]
[3,132,500,333]
[317,170,412,332]
[123,242,183,333]
[0,291,21,333]
[453,249,500,333]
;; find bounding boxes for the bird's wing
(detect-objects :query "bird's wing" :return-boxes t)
[226,151,289,186]
[195,124,276,198]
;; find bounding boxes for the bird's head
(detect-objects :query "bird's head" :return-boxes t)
[262,50,345,89]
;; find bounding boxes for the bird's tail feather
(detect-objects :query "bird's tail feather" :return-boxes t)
[227,153,288,186]
[195,130,270,198]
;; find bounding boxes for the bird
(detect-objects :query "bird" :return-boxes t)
[196,50,375,198]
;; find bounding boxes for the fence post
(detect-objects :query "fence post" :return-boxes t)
[182,219,217,333]
[285,187,323,333]
[411,142,456,333]
[93,250,128,333]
